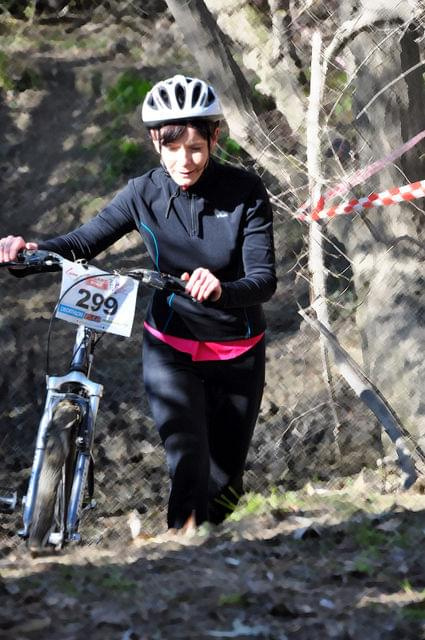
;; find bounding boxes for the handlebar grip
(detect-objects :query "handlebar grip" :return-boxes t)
[2,250,63,276]
[161,274,187,293]
[126,269,187,293]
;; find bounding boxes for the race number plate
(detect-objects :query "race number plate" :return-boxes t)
[56,259,139,337]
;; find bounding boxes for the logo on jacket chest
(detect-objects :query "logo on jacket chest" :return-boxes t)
[215,211,229,218]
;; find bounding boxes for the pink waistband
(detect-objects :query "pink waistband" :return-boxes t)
[144,322,264,361]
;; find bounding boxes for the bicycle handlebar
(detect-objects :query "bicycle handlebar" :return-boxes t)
[0,250,63,273]
[125,268,186,293]
[1,250,187,293]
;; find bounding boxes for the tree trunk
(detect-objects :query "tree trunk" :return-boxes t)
[165,0,295,185]
[332,19,425,449]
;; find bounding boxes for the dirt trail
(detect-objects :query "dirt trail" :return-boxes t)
[1,15,424,640]
[2,484,425,639]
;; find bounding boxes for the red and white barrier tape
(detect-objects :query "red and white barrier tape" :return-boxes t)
[296,128,425,218]
[298,179,425,222]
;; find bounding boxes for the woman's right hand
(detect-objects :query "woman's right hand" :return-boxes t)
[0,236,38,263]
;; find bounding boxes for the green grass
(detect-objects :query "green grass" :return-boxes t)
[218,137,243,164]
[401,601,425,621]
[0,50,42,91]
[352,523,388,550]
[218,592,249,607]
[97,569,138,592]
[102,137,143,184]
[106,71,152,114]
[79,70,153,185]
[84,125,143,186]
[229,487,297,522]
[351,552,376,577]
[0,51,13,90]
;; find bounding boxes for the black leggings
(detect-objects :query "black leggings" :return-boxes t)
[142,329,266,528]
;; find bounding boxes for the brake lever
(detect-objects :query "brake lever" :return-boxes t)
[128,269,186,293]
[8,250,63,271]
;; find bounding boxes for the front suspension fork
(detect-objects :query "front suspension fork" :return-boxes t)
[19,371,102,541]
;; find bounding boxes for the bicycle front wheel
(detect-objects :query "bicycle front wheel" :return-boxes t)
[27,399,81,552]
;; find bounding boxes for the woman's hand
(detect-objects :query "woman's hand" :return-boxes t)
[0,236,38,263]
[181,267,222,302]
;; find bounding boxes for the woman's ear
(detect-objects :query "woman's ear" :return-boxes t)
[149,129,161,154]
[210,126,220,152]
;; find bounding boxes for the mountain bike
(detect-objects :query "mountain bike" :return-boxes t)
[0,249,186,552]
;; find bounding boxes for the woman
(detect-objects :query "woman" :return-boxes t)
[0,74,276,530]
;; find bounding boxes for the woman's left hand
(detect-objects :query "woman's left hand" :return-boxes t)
[181,267,222,302]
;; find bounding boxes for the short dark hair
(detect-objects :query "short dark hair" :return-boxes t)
[158,119,219,146]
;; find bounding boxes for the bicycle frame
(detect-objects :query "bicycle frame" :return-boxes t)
[1,250,187,548]
[19,324,103,546]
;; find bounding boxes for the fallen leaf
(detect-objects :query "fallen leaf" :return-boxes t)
[207,618,270,637]
[319,598,335,609]
[5,617,52,634]
[376,518,402,532]
[90,604,130,627]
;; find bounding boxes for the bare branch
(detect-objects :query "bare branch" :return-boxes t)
[323,5,424,102]
[307,31,327,324]
[289,0,323,22]
[356,58,425,120]
[268,0,288,64]
[300,309,424,488]
[322,9,383,83]
[306,31,341,441]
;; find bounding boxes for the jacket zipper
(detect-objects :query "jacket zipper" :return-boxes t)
[190,193,198,237]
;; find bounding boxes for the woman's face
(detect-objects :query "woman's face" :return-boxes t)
[152,125,218,188]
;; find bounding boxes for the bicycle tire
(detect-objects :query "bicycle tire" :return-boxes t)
[27,399,81,552]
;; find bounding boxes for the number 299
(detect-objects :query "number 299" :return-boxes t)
[76,288,118,315]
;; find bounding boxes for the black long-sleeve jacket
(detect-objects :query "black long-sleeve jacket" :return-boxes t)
[40,158,277,341]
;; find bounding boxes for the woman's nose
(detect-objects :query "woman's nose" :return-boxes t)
[178,147,191,165]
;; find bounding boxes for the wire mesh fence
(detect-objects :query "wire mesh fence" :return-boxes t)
[1,233,420,550]
[0,0,424,553]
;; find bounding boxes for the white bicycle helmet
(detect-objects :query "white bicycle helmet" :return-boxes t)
[142,74,224,127]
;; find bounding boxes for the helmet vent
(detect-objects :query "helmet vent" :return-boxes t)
[159,88,171,108]
[206,87,215,106]
[175,83,186,108]
[192,83,201,107]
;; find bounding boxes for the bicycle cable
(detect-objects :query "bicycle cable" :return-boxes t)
[3,253,185,376]
[45,271,116,377]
